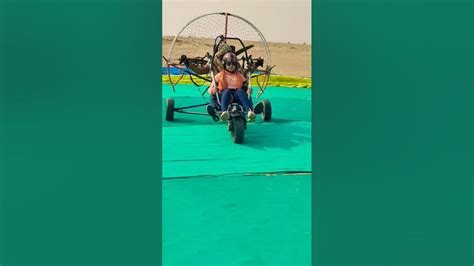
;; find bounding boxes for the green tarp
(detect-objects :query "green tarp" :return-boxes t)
[163,84,312,265]
[162,85,312,178]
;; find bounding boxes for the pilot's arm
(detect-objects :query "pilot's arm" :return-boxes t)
[209,72,222,95]
[209,82,216,95]
[241,76,252,95]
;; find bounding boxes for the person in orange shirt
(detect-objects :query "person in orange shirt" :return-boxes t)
[208,52,255,121]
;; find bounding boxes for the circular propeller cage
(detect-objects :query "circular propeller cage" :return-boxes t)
[165,12,272,97]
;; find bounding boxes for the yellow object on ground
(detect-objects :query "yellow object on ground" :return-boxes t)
[162,75,312,88]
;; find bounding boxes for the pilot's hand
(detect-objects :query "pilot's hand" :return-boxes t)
[220,43,231,53]
[209,87,216,95]
[216,43,231,57]
[247,87,253,95]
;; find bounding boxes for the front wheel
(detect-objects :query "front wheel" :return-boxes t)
[231,117,245,144]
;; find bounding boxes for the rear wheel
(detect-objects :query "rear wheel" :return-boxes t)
[261,99,272,121]
[231,117,245,144]
[166,98,174,121]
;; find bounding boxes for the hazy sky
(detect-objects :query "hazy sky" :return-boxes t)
[163,0,311,44]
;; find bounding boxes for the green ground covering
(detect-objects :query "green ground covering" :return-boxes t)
[163,173,311,266]
[162,84,312,265]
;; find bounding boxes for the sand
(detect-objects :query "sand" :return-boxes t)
[163,36,311,78]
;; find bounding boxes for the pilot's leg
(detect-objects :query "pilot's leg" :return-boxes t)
[209,94,218,109]
[234,89,253,111]
[220,89,232,121]
[235,89,256,120]
[220,89,232,112]
[206,94,219,121]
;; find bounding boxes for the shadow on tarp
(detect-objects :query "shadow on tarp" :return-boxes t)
[162,96,311,151]
[244,121,311,151]
[164,116,310,151]
[162,97,311,126]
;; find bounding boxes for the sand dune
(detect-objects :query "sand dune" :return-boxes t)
[163,36,311,78]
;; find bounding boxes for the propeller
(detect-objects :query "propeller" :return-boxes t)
[235,45,254,56]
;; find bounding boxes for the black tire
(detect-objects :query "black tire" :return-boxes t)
[231,117,245,144]
[166,98,174,121]
[262,99,272,121]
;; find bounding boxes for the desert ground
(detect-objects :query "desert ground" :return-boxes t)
[163,36,311,78]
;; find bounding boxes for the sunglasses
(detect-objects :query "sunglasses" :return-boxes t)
[225,62,236,66]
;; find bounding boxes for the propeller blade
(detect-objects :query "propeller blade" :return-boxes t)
[235,45,254,56]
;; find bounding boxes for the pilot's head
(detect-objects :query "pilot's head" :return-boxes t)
[222,52,237,73]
